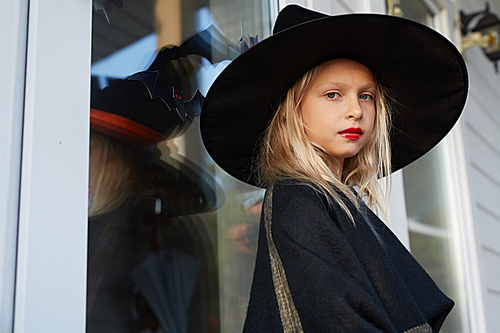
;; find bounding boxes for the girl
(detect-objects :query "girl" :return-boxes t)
[201,4,468,332]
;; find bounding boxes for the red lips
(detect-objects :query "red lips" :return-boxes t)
[339,127,363,141]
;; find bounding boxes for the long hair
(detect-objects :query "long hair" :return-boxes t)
[88,133,158,217]
[257,61,393,219]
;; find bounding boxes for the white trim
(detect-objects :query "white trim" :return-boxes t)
[407,218,448,239]
[387,170,410,250]
[0,1,29,332]
[442,3,488,330]
[361,0,372,13]
[269,0,280,22]
[443,123,487,333]
[278,0,287,11]
[420,0,440,15]
[13,0,92,332]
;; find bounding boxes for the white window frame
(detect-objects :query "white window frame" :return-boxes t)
[394,1,487,332]
[0,1,29,332]
[12,1,92,332]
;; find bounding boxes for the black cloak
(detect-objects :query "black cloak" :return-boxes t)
[243,179,453,332]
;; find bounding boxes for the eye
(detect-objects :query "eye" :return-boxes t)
[326,92,340,99]
[359,93,373,101]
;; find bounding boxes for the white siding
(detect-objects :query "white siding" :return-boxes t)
[485,292,500,332]
[483,246,500,332]
[458,1,500,331]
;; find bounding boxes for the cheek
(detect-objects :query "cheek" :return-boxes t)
[300,106,316,135]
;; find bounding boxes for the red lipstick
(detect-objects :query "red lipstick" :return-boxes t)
[339,127,363,141]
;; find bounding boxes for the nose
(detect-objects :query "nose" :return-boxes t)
[345,95,363,120]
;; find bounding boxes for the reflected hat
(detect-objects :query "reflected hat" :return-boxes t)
[91,73,202,148]
[90,25,238,147]
[200,4,468,187]
[90,76,220,216]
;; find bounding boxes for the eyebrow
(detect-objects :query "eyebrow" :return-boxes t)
[321,81,376,91]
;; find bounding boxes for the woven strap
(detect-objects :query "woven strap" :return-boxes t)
[264,185,304,332]
[404,323,433,333]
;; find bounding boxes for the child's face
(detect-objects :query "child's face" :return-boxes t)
[301,58,376,166]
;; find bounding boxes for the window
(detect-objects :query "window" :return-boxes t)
[88,1,274,331]
[397,1,470,332]
[403,143,469,332]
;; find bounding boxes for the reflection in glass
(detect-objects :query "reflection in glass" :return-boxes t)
[88,1,271,332]
[88,73,221,333]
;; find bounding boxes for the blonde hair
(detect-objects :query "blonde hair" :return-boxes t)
[88,133,158,217]
[257,61,393,219]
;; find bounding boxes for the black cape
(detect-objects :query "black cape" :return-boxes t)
[244,180,453,332]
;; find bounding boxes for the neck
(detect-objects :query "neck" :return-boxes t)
[327,158,343,180]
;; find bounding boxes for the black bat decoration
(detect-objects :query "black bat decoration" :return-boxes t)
[128,71,203,119]
[239,15,259,53]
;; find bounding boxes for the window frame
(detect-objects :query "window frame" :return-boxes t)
[13,1,92,332]
[395,1,486,332]
[0,0,29,332]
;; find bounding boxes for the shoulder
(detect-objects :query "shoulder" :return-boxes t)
[270,178,329,198]
[268,178,354,214]
[268,178,327,209]
[263,178,348,232]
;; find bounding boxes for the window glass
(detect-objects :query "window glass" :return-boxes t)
[87,1,271,332]
[398,1,469,332]
[404,145,466,333]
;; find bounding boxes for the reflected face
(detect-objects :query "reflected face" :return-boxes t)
[301,58,376,166]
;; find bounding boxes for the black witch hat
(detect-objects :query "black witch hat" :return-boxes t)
[200,5,468,187]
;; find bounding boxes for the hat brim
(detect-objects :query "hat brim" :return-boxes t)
[201,13,468,187]
[152,155,222,216]
[91,108,168,147]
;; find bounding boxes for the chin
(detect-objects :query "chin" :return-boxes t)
[339,151,362,160]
